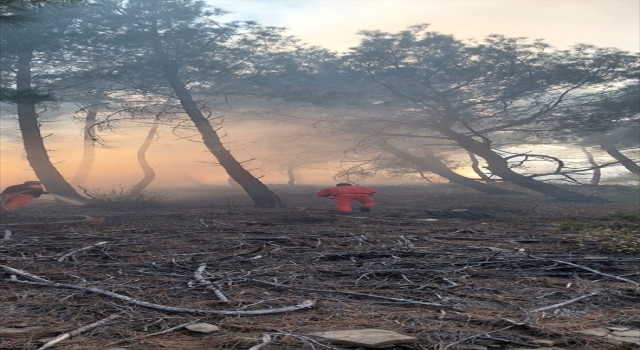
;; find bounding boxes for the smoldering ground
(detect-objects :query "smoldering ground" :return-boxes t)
[1,184,639,349]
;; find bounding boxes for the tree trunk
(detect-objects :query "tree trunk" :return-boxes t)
[467,151,492,182]
[580,146,601,186]
[286,165,296,186]
[379,141,515,195]
[130,120,159,195]
[432,123,606,202]
[596,137,640,174]
[151,34,284,208]
[16,50,87,203]
[71,104,99,185]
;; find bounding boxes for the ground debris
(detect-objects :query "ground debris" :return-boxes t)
[0,188,638,349]
[576,327,640,346]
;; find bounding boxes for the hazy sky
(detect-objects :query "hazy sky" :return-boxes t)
[210,0,640,53]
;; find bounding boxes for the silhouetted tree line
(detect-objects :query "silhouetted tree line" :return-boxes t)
[1,0,637,207]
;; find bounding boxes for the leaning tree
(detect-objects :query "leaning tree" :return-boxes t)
[80,0,291,207]
[341,25,638,202]
[556,83,640,175]
[0,2,90,202]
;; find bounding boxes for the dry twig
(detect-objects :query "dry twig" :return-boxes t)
[2,264,315,315]
[194,263,229,302]
[37,313,122,350]
[441,325,514,350]
[57,241,108,261]
[530,255,639,287]
[253,279,464,312]
[530,291,600,313]
[348,232,372,246]
[105,319,202,347]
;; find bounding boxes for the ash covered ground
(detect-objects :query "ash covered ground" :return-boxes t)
[1,184,639,350]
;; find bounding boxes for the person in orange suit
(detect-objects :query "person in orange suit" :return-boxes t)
[316,183,377,214]
[0,181,48,211]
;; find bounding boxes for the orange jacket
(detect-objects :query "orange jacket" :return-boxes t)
[1,194,36,210]
[316,186,377,197]
[0,182,47,210]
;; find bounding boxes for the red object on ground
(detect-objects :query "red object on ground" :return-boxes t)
[316,184,377,213]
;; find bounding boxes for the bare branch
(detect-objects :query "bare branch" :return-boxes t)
[37,313,122,350]
[528,256,640,287]
[252,279,464,312]
[57,241,108,262]
[530,292,600,313]
[194,264,229,302]
[2,265,316,315]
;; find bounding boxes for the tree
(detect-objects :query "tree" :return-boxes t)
[70,103,100,185]
[84,0,286,208]
[559,84,640,175]
[0,1,89,103]
[580,145,602,185]
[0,4,88,202]
[0,0,87,24]
[378,141,515,194]
[130,120,160,195]
[342,25,637,202]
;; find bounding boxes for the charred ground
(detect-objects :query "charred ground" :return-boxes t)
[1,184,639,350]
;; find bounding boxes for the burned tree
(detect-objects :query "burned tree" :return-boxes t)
[71,104,100,185]
[379,141,514,194]
[0,3,88,202]
[129,120,160,196]
[86,0,286,208]
[555,83,639,176]
[342,25,637,202]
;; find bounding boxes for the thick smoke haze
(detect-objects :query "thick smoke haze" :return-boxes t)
[0,0,638,207]
[1,101,634,190]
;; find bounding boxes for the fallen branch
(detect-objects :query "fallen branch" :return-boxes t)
[105,319,202,347]
[2,264,51,283]
[199,218,232,227]
[252,279,464,312]
[348,232,372,246]
[530,291,600,313]
[441,325,514,350]
[147,320,199,337]
[77,185,96,199]
[530,255,639,287]
[2,264,315,315]
[57,241,108,262]
[212,244,266,262]
[194,264,229,302]
[37,313,121,350]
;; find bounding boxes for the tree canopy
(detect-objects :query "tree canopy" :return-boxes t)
[1,2,637,204]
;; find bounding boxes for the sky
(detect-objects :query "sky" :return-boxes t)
[210,0,640,53]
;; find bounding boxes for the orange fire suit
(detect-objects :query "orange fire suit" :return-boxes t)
[316,185,377,213]
[0,183,47,211]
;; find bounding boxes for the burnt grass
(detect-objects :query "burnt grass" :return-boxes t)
[1,184,639,350]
